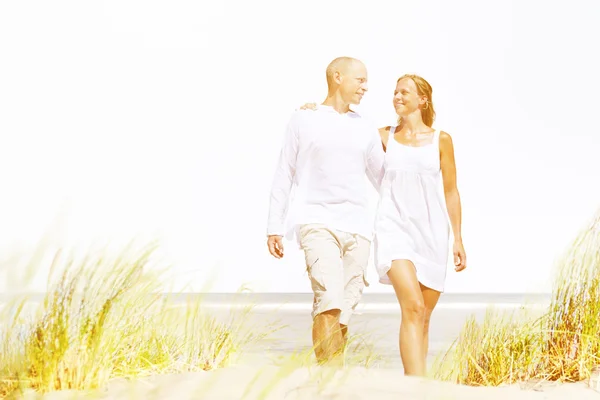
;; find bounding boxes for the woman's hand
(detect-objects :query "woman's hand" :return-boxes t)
[453,240,467,272]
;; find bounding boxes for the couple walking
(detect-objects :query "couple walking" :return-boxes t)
[266,56,466,376]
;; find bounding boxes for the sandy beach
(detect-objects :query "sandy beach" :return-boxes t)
[17,364,600,400]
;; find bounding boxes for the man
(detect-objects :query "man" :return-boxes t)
[266,57,384,365]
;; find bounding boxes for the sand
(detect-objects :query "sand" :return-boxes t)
[17,365,600,400]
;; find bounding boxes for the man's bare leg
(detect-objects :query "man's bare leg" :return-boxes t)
[313,309,344,365]
[340,324,348,351]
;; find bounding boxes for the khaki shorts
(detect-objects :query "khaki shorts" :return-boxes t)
[298,223,370,326]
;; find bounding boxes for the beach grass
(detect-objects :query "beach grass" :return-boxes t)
[0,241,277,398]
[433,208,600,386]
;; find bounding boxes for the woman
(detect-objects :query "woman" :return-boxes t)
[374,74,466,376]
[300,73,466,376]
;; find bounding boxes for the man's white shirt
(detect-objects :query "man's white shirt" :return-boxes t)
[267,105,385,243]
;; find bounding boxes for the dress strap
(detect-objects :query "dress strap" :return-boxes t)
[433,129,442,169]
[433,129,440,147]
[387,126,396,149]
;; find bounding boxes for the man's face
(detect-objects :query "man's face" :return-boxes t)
[339,62,368,105]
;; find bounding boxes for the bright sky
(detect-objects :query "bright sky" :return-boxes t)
[0,0,599,294]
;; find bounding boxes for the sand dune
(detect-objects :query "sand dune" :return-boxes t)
[17,365,600,400]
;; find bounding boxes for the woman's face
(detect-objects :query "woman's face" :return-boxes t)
[393,77,425,116]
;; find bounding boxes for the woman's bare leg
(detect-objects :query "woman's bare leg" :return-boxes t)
[387,260,426,376]
[420,283,441,368]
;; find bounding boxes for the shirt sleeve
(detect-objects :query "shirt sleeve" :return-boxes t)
[266,113,300,236]
[365,127,385,191]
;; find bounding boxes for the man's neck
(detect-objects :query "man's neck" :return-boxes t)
[322,93,351,114]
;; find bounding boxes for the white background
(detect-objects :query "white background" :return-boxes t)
[1,0,599,293]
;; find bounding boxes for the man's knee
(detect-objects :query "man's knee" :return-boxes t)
[341,235,371,314]
[339,270,368,325]
[315,308,341,321]
[308,258,344,320]
[312,293,344,320]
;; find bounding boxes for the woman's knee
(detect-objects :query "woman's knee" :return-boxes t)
[401,299,426,322]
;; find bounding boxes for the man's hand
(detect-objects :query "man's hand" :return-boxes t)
[267,235,284,259]
[298,102,317,111]
[453,240,467,272]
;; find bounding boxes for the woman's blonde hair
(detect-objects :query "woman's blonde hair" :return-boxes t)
[396,74,436,128]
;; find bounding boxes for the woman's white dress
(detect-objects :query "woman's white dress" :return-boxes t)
[374,126,450,292]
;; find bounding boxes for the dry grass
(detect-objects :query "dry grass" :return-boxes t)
[434,208,600,386]
[0,241,276,398]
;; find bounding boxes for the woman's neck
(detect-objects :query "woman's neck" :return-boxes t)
[398,112,429,133]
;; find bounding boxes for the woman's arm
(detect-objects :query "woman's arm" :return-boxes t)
[439,131,467,271]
